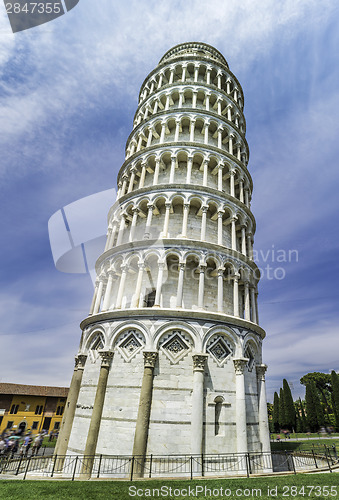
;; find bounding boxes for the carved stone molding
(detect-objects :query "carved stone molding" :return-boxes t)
[256,363,267,381]
[192,353,208,372]
[233,358,249,375]
[143,351,158,369]
[76,354,88,370]
[98,350,114,368]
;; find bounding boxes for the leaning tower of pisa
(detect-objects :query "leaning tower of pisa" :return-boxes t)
[56,42,270,474]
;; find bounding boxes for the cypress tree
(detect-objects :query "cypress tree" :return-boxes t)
[279,387,286,428]
[331,370,339,430]
[272,392,280,432]
[299,398,307,433]
[283,379,296,431]
[306,381,323,431]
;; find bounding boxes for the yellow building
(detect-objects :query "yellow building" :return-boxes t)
[0,383,68,435]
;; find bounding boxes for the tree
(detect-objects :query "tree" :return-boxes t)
[299,398,307,433]
[283,379,296,431]
[331,371,339,430]
[305,380,323,431]
[279,387,286,428]
[300,372,332,414]
[272,392,280,432]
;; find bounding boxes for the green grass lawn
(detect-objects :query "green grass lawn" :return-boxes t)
[271,438,339,452]
[0,474,338,499]
[270,432,339,440]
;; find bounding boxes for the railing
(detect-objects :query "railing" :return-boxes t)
[0,448,337,480]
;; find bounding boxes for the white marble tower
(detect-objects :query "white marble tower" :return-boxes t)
[56,42,270,476]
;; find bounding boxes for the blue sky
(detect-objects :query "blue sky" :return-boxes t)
[0,0,338,401]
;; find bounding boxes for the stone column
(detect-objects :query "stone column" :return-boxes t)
[176,262,186,307]
[218,163,224,191]
[186,156,193,183]
[189,119,196,142]
[116,215,126,246]
[229,169,235,197]
[250,286,257,323]
[109,223,118,249]
[244,281,250,320]
[128,168,136,193]
[200,206,208,241]
[205,92,210,111]
[204,123,209,146]
[247,233,253,259]
[101,272,114,312]
[202,159,208,186]
[162,202,171,237]
[129,208,139,242]
[153,158,160,185]
[160,122,166,143]
[146,127,153,147]
[256,364,271,453]
[192,90,198,108]
[169,155,176,183]
[233,358,248,454]
[239,178,244,203]
[104,227,112,252]
[132,351,158,477]
[154,262,165,307]
[89,281,99,315]
[217,126,223,149]
[139,163,147,188]
[181,64,187,82]
[231,216,237,250]
[174,119,181,142]
[217,210,224,246]
[194,63,199,82]
[181,203,190,238]
[144,204,154,239]
[198,265,206,309]
[217,268,224,313]
[93,279,104,314]
[217,71,222,89]
[228,134,234,156]
[120,175,128,197]
[206,66,211,84]
[191,354,208,455]
[54,354,87,458]
[116,265,127,309]
[131,263,145,308]
[233,273,240,317]
[241,226,247,255]
[81,351,113,479]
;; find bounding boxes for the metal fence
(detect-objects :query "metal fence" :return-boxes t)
[0,448,337,480]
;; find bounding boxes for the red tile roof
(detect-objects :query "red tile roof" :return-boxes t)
[0,383,68,397]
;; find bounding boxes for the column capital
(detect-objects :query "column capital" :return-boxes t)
[183,202,190,210]
[179,262,186,271]
[201,205,209,213]
[193,354,208,372]
[75,354,87,370]
[198,264,207,272]
[165,201,172,210]
[233,272,240,281]
[256,364,268,381]
[233,358,249,375]
[218,210,225,217]
[143,351,158,369]
[217,267,225,277]
[99,350,114,368]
